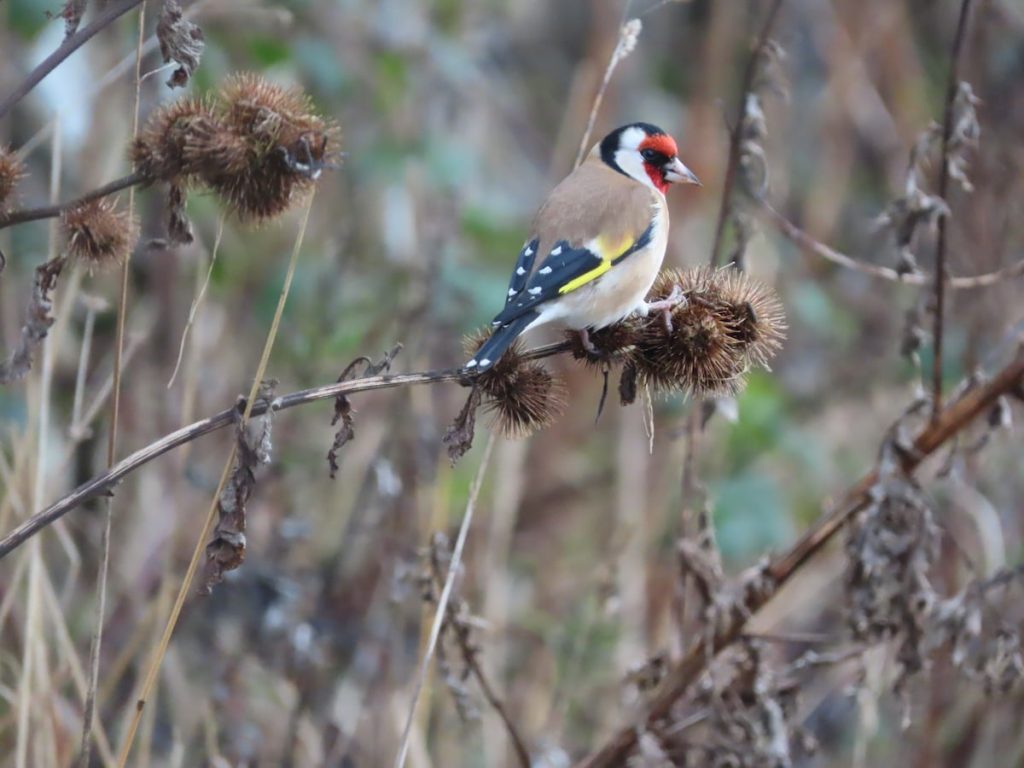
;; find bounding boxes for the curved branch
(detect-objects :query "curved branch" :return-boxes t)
[0,0,146,120]
[574,349,1024,768]
[759,199,1024,290]
[0,340,572,560]
[0,171,151,231]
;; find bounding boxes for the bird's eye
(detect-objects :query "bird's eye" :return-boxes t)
[641,148,662,163]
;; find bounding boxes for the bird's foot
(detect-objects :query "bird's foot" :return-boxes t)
[579,327,599,356]
[641,284,685,334]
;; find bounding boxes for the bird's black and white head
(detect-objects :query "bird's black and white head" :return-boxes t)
[599,122,700,195]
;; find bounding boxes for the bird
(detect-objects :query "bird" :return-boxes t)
[465,122,700,371]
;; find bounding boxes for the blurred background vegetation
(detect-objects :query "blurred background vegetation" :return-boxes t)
[2,0,1024,765]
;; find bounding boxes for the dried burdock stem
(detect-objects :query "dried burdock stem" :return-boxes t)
[0,342,576,558]
[573,349,1024,768]
[932,0,977,420]
[0,293,777,556]
[0,171,151,231]
[760,198,1024,289]
[0,0,145,120]
[709,0,785,268]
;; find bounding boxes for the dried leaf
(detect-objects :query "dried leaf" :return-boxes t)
[0,256,66,385]
[167,181,194,245]
[157,0,205,89]
[326,394,354,480]
[201,381,276,593]
[325,346,401,477]
[443,387,482,465]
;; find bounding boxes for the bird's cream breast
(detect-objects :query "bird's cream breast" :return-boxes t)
[533,192,668,330]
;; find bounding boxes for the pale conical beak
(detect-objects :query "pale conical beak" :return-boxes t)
[664,157,701,186]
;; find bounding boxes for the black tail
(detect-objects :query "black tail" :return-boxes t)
[466,312,538,371]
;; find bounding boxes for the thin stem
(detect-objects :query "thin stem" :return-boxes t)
[759,197,1024,289]
[708,0,784,267]
[167,215,226,388]
[0,171,150,231]
[932,0,976,419]
[0,0,146,120]
[395,433,497,768]
[116,195,316,766]
[0,344,573,561]
[78,6,147,766]
[574,14,641,170]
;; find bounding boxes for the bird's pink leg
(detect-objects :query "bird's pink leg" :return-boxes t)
[579,327,599,355]
[641,284,685,333]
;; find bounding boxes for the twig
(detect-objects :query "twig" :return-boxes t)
[708,0,785,267]
[0,171,149,231]
[77,7,147,766]
[574,16,643,170]
[0,341,571,560]
[759,198,1024,289]
[933,0,977,419]
[0,0,146,120]
[395,433,497,768]
[461,647,531,768]
[573,348,1024,768]
[167,215,226,388]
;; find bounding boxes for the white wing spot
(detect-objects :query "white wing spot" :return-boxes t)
[538,266,552,275]
[528,287,542,295]
[524,245,534,256]
[508,288,518,296]
[551,245,563,256]
[465,359,478,368]
[516,266,526,275]
[479,358,492,367]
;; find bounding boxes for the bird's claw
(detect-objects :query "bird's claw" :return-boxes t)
[642,284,685,334]
[579,327,599,355]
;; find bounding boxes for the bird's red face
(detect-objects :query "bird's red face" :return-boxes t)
[639,133,684,194]
[601,123,701,195]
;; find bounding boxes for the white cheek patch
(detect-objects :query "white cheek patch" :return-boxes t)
[615,148,658,192]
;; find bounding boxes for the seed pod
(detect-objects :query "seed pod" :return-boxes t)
[61,198,139,269]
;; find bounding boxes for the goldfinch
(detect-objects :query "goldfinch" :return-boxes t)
[466,122,700,371]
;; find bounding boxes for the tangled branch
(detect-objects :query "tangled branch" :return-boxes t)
[574,347,1024,768]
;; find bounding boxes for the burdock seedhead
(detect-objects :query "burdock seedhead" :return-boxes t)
[0,146,26,214]
[463,330,565,438]
[632,269,745,396]
[715,268,787,369]
[131,96,215,180]
[203,73,341,223]
[631,267,786,397]
[61,198,139,269]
